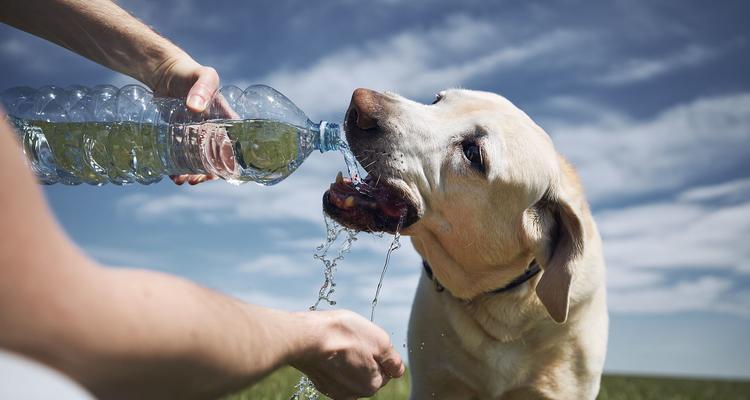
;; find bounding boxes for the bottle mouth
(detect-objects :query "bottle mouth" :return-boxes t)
[319,121,341,152]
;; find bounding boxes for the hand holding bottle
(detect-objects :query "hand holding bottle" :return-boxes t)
[149,54,229,185]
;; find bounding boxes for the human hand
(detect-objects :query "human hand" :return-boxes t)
[150,54,227,185]
[291,310,405,399]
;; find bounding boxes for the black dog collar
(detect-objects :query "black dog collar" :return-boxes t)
[422,259,541,296]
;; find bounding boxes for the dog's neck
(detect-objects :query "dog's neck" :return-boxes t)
[421,259,541,298]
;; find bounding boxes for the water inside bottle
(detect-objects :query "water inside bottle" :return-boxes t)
[7,116,311,185]
[221,119,308,185]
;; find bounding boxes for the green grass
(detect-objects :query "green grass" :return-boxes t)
[598,375,750,400]
[222,367,409,400]
[222,368,750,400]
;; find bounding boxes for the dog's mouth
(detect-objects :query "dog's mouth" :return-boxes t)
[323,172,419,234]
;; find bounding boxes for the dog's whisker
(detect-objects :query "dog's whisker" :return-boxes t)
[363,159,377,170]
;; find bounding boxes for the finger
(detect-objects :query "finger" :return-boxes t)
[187,174,215,185]
[170,175,187,185]
[186,67,220,113]
[376,346,405,378]
[187,174,203,185]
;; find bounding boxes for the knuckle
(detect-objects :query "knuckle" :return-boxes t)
[199,66,219,81]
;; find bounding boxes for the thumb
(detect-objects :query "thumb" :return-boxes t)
[186,67,220,113]
[376,346,405,379]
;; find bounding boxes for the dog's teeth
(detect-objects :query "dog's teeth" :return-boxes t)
[336,171,343,184]
[344,196,355,208]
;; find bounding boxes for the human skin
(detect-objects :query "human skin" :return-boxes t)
[0,1,404,399]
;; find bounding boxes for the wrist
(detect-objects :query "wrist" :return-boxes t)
[286,311,327,369]
[147,49,195,94]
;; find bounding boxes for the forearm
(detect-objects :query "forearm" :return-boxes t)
[0,0,187,89]
[2,260,310,399]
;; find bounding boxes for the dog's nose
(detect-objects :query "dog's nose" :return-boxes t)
[347,88,383,131]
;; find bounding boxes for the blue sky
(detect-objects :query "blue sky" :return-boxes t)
[1,0,749,379]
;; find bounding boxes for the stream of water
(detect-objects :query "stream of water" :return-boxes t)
[370,211,405,321]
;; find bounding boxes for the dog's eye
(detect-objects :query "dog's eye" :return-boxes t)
[462,142,485,173]
[431,93,444,105]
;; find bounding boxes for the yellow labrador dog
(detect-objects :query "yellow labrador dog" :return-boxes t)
[324,88,608,399]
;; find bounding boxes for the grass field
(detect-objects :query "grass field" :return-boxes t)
[223,367,750,399]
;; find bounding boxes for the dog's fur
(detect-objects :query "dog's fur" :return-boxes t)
[345,89,608,399]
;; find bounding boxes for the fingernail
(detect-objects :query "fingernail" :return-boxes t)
[187,94,206,111]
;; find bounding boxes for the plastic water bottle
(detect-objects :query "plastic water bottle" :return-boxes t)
[0,84,343,185]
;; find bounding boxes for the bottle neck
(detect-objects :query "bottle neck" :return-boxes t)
[316,121,342,153]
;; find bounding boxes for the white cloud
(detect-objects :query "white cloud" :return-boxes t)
[117,0,225,32]
[546,92,750,205]
[678,177,750,203]
[601,177,750,317]
[595,45,718,85]
[601,200,750,272]
[256,15,586,116]
[0,38,27,58]
[0,37,56,74]
[607,277,749,316]
[606,268,663,290]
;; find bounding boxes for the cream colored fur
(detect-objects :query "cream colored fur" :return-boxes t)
[357,89,608,399]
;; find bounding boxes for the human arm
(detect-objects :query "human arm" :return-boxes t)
[0,117,403,399]
[0,0,217,107]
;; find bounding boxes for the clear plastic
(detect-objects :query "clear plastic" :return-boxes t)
[1,84,342,185]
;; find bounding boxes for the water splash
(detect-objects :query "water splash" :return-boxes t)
[370,211,406,321]
[290,375,320,400]
[290,213,358,400]
[310,213,358,310]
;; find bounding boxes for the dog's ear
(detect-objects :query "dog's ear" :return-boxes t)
[534,192,584,324]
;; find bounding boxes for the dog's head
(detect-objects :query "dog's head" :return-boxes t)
[324,88,586,323]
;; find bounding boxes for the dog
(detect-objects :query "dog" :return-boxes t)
[323,88,608,399]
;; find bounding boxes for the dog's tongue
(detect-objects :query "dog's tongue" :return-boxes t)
[328,172,406,217]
